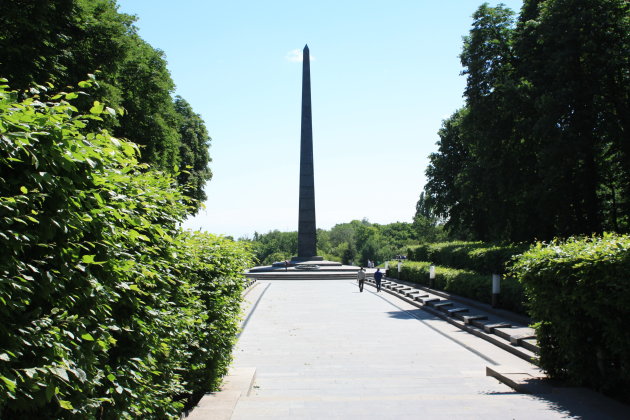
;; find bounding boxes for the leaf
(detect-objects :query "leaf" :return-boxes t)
[64,92,78,100]
[81,333,95,341]
[50,367,69,382]
[45,384,57,401]
[90,101,104,115]
[20,186,28,194]
[1,376,16,392]
[59,400,74,410]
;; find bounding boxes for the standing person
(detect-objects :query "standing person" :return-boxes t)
[357,266,366,292]
[284,260,289,271]
[374,267,383,292]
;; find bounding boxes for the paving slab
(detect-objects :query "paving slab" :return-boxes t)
[212,280,630,419]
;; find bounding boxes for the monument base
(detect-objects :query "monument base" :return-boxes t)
[290,255,324,262]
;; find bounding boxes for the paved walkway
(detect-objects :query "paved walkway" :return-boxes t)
[196,280,628,419]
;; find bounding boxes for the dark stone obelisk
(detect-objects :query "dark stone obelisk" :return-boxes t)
[296,44,319,260]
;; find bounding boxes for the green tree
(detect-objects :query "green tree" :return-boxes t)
[341,241,357,265]
[424,0,630,241]
[247,230,297,265]
[0,0,214,204]
[174,96,212,207]
[424,108,474,239]
[515,0,630,236]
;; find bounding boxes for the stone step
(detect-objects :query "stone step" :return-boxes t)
[446,307,470,317]
[461,314,488,325]
[418,297,440,304]
[482,322,512,333]
[372,277,539,361]
[431,301,454,309]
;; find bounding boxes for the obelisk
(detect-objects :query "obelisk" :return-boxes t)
[296,44,319,260]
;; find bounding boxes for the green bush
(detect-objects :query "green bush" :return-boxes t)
[0,81,253,418]
[387,260,525,313]
[175,232,253,401]
[407,241,528,274]
[510,234,630,400]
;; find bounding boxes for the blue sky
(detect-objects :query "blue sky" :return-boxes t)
[117,0,523,239]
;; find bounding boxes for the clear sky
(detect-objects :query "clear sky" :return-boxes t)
[117,0,523,239]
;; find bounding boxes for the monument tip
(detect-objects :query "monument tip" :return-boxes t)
[304,44,309,50]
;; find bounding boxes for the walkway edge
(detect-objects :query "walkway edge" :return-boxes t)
[486,365,551,394]
[184,367,256,420]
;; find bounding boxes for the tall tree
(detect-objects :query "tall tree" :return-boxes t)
[0,0,214,206]
[516,0,630,236]
[174,97,213,208]
[424,0,630,241]
[425,108,475,239]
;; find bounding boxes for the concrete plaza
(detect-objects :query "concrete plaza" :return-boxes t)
[197,280,628,419]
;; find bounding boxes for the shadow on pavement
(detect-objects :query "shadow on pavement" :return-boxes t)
[483,383,630,419]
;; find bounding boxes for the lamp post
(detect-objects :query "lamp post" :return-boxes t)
[492,274,501,307]
[429,265,435,289]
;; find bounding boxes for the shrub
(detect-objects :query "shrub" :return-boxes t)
[407,241,528,274]
[0,81,252,418]
[387,260,525,313]
[175,232,253,401]
[510,234,630,400]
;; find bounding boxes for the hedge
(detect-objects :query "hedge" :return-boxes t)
[510,234,630,401]
[0,81,253,418]
[387,261,525,313]
[407,241,528,274]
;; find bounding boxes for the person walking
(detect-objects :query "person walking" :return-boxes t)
[374,267,383,292]
[357,266,366,292]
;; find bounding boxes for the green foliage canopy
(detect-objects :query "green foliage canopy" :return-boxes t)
[0,81,252,418]
[0,0,213,207]
[424,0,630,241]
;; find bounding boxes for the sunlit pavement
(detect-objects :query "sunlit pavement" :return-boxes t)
[222,280,626,419]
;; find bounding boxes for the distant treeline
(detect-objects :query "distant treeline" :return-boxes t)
[243,217,446,266]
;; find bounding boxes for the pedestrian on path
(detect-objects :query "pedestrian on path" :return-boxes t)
[374,268,383,292]
[357,267,366,292]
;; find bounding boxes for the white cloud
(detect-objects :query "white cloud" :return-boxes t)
[285,48,316,63]
[286,49,303,62]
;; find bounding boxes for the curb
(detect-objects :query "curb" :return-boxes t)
[485,365,551,394]
[184,367,256,420]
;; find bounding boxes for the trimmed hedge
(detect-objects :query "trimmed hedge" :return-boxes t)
[510,234,630,401]
[407,241,528,274]
[387,261,525,313]
[0,82,253,418]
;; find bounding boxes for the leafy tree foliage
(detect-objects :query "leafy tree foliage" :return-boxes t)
[412,192,447,242]
[246,219,421,266]
[424,0,630,241]
[247,230,298,265]
[0,0,212,205]
[174,96,213,207]
[0,82,251,418]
